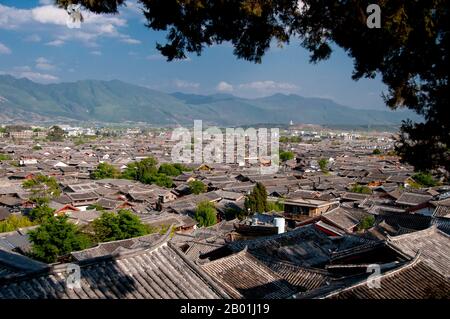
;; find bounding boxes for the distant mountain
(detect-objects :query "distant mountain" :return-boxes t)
[0,75,420,126]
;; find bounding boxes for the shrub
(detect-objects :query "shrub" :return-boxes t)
[194,201,217,227]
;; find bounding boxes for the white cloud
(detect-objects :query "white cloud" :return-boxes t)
[24,34,42,42]
[90,50,102,56]
[0,42,11,54]
[216,81,234,92]
[121,37,141,44]
[146,54,164,61]
[174,79,200,89]
[46,39,64,46]
[1,68,59,83]
[35,57,55,70]
[0,4,131,48]
[239,80,298,91]
[215,80,300,97]
[20,71,58,82]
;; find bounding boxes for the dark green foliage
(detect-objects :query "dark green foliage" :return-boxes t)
[158,163,191,176]
[267,200,285,212]
[188,180,207,195]
[224,206,246,221]
[245,183,268,213]
[279,136,302,143]
[91,210,149,243]
[122,157,173,187]
[318,158,329,173]
[0,154,12,161]
[22,174,61,200]
[87,203,105,211]
[279,151,295,162]
[29,216,91,263]
[28,204,55,222]
[372,148,382,155]
[358,215,376,231]
[350,184,373,194]
[0,215,35,233]
[194,201,217,227]
[47,125,65,142]
[412,172,438,188]
[91,162,120,179]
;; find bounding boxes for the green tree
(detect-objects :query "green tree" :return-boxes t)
[188,180,207,195]
[412,172,439,188]
[0,215,35,233]
[29,215,91,263]
[267,199,285,212]
[279,150,294,162]
[122,157,173,187]
[372,148,382,155]
[0,154,12,161]
[194,201,217,227]
[245,182,268,213]
[91,162,120,179]
[318,158,329,173]
[22,174,61,201]
[350,184,373,194]
[28,204,55,223]
[47,125,65,142]
[91,209,149,242]
[158,163,191,176]
[58,0,449,174]
[358,215,375,231]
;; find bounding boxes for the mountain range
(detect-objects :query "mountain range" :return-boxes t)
[0,75,420,126]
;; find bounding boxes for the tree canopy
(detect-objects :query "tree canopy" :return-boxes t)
[55,0,449,175]
[194,201,217,227]
[90,162,121,179]
[188,180,207,195]
[28,204,55,222]
[28,215,91,263]
[47,125,65,142]
[122,157,173,187]
[0,215,35,233]
[22,174,61,201]
[91,209,150,242]
[318,158,329,173]
[279,150,295,162]
[245,182,268,213]
[412,172,439,188]
[158,163,191,176]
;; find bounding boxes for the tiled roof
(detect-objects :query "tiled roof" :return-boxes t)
[0,241,229,299]
[323,257,450,299]
[201,249,296,299]
[387,226,450,277]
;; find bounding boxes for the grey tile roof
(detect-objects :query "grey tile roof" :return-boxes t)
[0,241,229,299]
[387,226,450,277]
[322,257,450,299]
[201,249,296,299]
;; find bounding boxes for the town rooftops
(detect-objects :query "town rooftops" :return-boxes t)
[395,192,433,206]
[201,248,297,299]
[283,197,339,208]
[320,256,449,299]
[387,225,450,277]
[0,236,229,299]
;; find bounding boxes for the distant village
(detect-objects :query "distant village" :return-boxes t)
[0,123,449,299]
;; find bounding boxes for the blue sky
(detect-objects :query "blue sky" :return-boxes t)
[0,0,388,110]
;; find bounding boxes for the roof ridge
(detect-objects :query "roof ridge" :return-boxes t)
[320,253,422,298]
